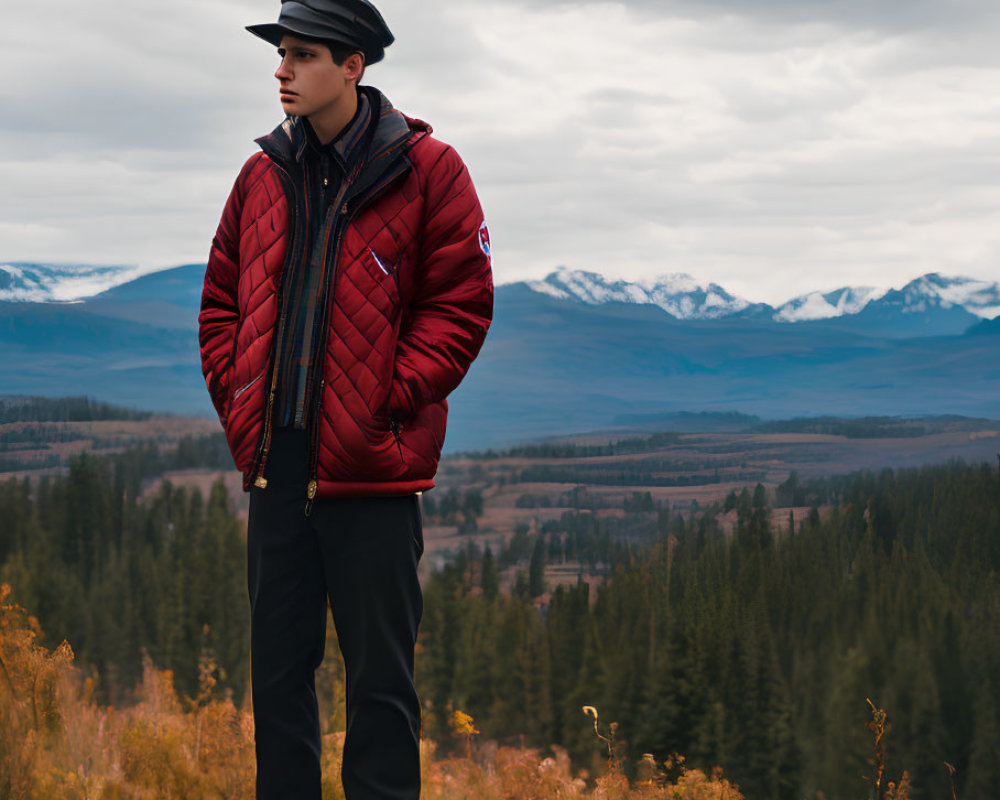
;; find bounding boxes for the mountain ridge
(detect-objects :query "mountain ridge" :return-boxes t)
[0,262,185,304]
[5,262,998,328]
[520,266,1000,325]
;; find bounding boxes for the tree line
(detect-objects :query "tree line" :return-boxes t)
[0,395,154,423]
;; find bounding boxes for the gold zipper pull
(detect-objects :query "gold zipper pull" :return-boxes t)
[255,476,268,489]
[304,479,318,517]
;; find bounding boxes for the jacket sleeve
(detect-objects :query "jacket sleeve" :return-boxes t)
[389,145,494,419]
[199,158,253,424]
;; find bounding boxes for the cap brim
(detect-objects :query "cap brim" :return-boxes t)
[245,22,313,48]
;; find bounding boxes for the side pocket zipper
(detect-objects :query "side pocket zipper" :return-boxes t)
[389,416,406,464]
[231,368,266,404]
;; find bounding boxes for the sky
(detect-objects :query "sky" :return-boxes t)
[2,0,1000,305]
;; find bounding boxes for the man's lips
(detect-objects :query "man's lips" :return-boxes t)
[280,89,299,98]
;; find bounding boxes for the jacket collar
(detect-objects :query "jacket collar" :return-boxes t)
[255,86,429,176]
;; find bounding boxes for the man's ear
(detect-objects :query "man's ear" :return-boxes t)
[345,52,365,82]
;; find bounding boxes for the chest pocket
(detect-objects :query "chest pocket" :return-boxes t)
[329,240,402,365]
[336,212,413,337]
[356,244,400,318]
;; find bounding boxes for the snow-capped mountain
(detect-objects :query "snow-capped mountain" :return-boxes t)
[526,268,760,320]
[0,263,167,303]
[520,268,1000,325]
[775,286,888,322]
[877,273,1000,319]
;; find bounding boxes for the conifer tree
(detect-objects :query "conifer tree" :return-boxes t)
[480,546,499,601]
[528,534,547,598]
[965,682,1000,800]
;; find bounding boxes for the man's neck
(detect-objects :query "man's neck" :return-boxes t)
[307,87,360,146]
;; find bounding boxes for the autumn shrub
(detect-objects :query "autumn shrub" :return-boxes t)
[37,683,119,800]
[417,742,742,800]
[191,699,256,798]
[419,708,742,800]
[667,767,744,800]
[0,584,256,800]
[0,582,74,799]
[112,653,255,799]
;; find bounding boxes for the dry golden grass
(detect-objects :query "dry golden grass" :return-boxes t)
[0,583,743,799]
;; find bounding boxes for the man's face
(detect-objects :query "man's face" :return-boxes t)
[274,34,361,118]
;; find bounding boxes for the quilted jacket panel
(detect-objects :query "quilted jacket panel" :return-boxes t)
[199,108,493,497]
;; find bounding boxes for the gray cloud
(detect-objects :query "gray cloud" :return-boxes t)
[1,0,999,305]
[528,0,1000,33]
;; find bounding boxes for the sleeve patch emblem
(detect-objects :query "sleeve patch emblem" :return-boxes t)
[478,221,491,260]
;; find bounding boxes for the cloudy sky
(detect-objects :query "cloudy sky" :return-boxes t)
[2,0,1000,304]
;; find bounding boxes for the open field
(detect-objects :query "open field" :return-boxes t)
[423,420,1000,556]
[4,413,998,575]
[0,415,219,476]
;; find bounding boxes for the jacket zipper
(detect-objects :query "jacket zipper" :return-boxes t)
[303,159,412,516]
[248,161,309,490]
[303,204,345,517]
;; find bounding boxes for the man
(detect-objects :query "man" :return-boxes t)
[197,1,494,797]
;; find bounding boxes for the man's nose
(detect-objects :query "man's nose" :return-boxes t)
[275,56,293,81]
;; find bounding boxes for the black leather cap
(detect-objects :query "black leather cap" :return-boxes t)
[247,0,394,64]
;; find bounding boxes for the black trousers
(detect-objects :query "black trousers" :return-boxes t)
[247,427,424,800]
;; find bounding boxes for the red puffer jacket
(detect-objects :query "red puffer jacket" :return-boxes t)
[199,91,493,499]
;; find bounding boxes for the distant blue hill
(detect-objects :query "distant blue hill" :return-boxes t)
[795,300,981,339]
[445,284,1000,446]
[967,316,1000,337]
[82,265,204,330]
[1,263,998,449]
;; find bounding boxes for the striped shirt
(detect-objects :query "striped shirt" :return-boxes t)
[275,91,376,430]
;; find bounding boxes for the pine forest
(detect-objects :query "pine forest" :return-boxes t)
[0,403,998,799]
